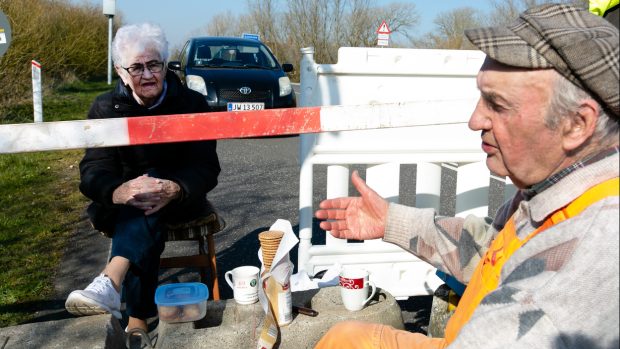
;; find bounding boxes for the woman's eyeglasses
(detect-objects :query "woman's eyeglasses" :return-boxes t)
[122,61,165,77]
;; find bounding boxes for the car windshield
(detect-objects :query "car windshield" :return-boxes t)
[189,41,278,69]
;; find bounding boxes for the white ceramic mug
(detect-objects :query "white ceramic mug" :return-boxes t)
[225,266,260,305]
[339,268,376,311]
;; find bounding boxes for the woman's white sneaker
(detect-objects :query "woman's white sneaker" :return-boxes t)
[65,274,121,319]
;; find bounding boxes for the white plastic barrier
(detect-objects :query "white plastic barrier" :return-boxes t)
[297,47,506,299]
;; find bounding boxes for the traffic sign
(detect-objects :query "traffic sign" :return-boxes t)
[376,20,391,46]
[376,20,391,34]
[0,10,12,58]
[103,0,115,16]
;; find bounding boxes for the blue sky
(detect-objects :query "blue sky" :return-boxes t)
[73,0,488,48]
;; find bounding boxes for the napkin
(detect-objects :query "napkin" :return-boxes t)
[290,263,341,292]
[258,219,299,284]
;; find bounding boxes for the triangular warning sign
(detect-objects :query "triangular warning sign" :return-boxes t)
[376,20,391,34]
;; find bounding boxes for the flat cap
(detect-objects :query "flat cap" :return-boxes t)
[465,4,619,119]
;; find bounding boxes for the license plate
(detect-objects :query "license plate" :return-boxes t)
[227,102,265,111]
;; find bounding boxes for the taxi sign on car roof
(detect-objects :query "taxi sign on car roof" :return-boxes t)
[242,33,260,41]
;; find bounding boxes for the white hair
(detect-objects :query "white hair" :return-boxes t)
[547,71,619,147]
[112,23,169,67]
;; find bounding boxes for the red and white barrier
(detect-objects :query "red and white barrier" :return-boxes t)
[0,99,475,154]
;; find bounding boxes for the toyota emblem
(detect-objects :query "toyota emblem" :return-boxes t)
[239,86,252,95]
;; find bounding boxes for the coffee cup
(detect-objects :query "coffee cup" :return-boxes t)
[225,266,260,305]
[339,268,376,311]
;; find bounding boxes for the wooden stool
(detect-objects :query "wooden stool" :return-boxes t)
[160,212,223,300]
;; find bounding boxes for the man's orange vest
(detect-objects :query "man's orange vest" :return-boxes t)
[443,177,619,344]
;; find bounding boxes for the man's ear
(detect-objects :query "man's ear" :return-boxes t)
[562,99,599,152]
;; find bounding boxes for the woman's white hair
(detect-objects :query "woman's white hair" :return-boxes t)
[547,71,619,147]
[112,23,169,67]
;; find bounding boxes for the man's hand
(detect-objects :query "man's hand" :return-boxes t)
[314,171,388,240]
[112,174,181,215]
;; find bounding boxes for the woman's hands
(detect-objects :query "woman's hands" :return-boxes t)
[112,174,181,215]
[314,171,389,241]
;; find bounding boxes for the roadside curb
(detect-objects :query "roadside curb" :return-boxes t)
[0,314,123,349]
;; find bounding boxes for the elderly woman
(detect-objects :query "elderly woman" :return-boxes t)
[64,22,220,337]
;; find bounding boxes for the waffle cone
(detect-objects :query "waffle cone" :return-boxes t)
[259,230,284,269]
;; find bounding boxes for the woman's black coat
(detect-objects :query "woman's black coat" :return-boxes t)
[80,71,221,232]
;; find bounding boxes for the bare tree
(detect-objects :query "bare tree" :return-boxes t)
[487,0,588,26]
[412,0,588,50]
[284,0,338,63]
[375,2,420,44]
[342,0,375,47]
[341,1,419,47]
[282,0,419,63]
[191,0,419,79]
[412,7,482,49]
[203,11,242,36]
[245,0,309,63]
[247,0,281,46]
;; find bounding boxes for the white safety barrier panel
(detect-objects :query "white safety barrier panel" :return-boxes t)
[297,47,516,299]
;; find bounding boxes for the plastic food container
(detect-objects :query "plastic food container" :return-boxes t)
[155,282,209,323]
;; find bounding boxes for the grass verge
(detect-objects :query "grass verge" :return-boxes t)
[0,80,112,327]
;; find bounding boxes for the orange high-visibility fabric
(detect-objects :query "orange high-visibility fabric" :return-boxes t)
[443,177,619,344]
[314,321,447,349]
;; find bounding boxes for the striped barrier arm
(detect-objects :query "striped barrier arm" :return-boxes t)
[0,99,476,154]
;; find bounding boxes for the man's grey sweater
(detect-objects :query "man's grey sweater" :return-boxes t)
[384,153,619,348]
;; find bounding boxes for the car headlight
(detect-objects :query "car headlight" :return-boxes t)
[279,76,292,97]
[186,75,208,95]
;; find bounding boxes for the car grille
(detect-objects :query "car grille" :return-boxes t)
[219,88,271,102]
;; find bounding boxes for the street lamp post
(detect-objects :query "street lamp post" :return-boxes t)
[103,0,115,85]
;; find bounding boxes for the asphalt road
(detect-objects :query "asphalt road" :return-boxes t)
[207,135,303,283]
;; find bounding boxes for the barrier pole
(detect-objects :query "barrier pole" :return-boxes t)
[107,15,113,85]
[31,60,43,123]
[0,99,477,155]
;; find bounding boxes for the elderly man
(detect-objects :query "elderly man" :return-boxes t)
[314,4,618,349]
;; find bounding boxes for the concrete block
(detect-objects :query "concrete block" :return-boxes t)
[157,286,403,348]
[0,315,124,349]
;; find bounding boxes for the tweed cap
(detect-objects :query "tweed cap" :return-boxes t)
[465,4,619,119]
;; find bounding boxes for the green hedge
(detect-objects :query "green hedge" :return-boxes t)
[0,0,120,119]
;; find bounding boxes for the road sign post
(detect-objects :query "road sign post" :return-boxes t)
[376,20,391,47]
[103,0,115,85]
[32,60,43,123]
